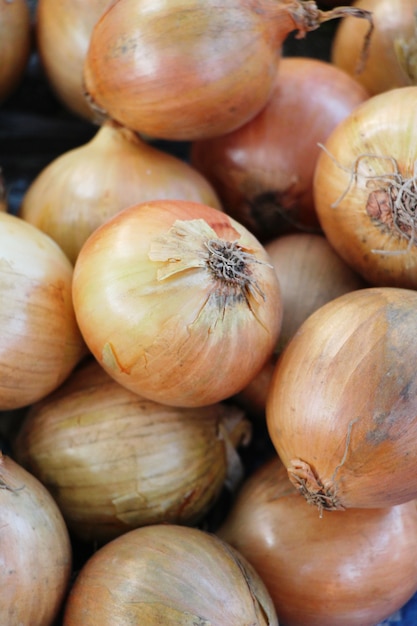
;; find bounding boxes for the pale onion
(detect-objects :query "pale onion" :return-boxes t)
[0,212,86,411]
[83,0,373,141]
[235,233,366,419]
[19,120,222,264]
[313,85,417,288]
[190,56,369,241]
[72,199,283,407]
[36,0,111,120]
[14,358,252,544]
[332,0,417,95]
[0,0,31,103]
[62,524,278,625]
[267,286,417,511]
[0,451,72,626]
[218,455,417,626]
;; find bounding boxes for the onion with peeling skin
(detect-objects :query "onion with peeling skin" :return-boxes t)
[19,120,222,264]
[218,455,417,626]
[13,358,252,544]
[72,199,283,408]
[62,524,279,626]
[0,451,72,626]
[0,212,86,411]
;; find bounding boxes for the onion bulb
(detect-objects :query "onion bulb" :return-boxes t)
[83,0,373,140]
[62,524,278,625]
[218,455,417,626]
[332,0,417,96]
[0,212,86,411]
[72,199,282,407]
[14,358,252,544]
[313,85,417,288]
[36,0,111,120]
[0,451,72,626]
[190,56,369,241]
[19,120,222,264]
[0,0,31,103]
[267,286,417,511]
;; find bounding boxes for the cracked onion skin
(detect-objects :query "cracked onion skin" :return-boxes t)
[266,286,417,511]
[72,200,282,408]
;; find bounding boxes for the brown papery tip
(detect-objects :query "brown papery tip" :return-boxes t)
[288,458,344,516]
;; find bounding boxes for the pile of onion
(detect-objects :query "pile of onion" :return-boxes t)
[314,85,417,288]
[72,199,282,407]
[62,524,278,625]
[19,120,221,264]
[218,455,417,626]
[190,56,369,242]
[83,0,373,140]
[0,0,31,103]
[267,286,417,512]
[0,451,72,626]
[13,358,252,544]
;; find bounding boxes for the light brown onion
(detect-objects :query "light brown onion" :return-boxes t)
[13,358,252,544]
[218,455,417,626]
[72,199,283,407]
[0,451,72,626]
[190,56,369,241]
[83,0,373,140]
[36,0,110,120]
[19,120,222,264]
[62,524,278,625]
[0,0,31,103]
[0,212,86,411]
[266,286,417,511]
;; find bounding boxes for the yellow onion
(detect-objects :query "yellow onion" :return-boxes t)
[218,456,417,626]
[267,286,417,511]
[62,524,278,625]
[72,199,283,407]
[0,0,31,103]
[0,212,86,411]
[83,0,373,140]
[313,85,417,288]
[0,451,72,626]
[14,358,252,544]
[19,120,222,264]
[36,0,110,120]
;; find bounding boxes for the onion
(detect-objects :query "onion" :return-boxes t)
[218,455,417,626]
[19,120,222,264]
[83,0,373,141]
[266,286,417,511]
[13,358,252,544]
[313,85,417,288]
[72,199,283,407]
[0,0,31,103]
[332,0,417,96]
[190,56,369,241]
[235,233,367,419]
[62,524,278,625]
[0,451,72,626]
[36,0,111,120]
[0,212,86,411]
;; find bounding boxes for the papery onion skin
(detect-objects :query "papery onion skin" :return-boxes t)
[62,524,278,626]
[313,86,417,288]
[0,452,72,626]
[267,286,417,511]
[13,358,252,544]
[191,56,369,241]
[218,456,417,626]
[332,0,417,96]
[0,212,86,411]
[19,120,222,264]
[0,0,31,103]
[83,0,372,141]
[72,200,282,407]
